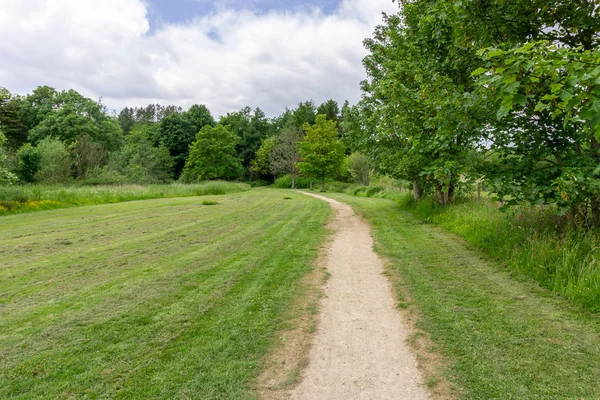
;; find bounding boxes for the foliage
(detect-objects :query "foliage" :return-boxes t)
[475,41,600,223]
[118,104,183,134]
[298,115,345,191]
[70,135,106,179]
[0,130,18,185]
[159,113,196,177]
[273,174,313,189]
[15,143,40,183]
[219,106,270,172]
[317,99,340,126]
[28,89,123,151]
[270,126,303,188]
[35,138,72,184]
[250,136,276,176]
[182,124,243,181]
[345,152,372,186]
[106,127,174,184]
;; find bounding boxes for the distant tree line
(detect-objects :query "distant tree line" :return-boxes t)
[0,85,357,189]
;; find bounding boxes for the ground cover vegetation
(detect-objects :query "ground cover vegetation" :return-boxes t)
[322,192,600,399]
[0,190,330,399]
[0,182,249,215]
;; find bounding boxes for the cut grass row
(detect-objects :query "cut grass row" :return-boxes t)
[0,181,250,215]
[324,193,600,399]
[0,189,330,399]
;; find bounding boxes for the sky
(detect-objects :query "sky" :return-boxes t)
[0,0,398,117]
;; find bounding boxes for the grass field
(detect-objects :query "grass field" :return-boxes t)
[0,182,251,215]
[324,193,600,399]
[0,189,330,399]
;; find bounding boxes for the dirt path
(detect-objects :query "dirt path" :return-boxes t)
[290,192,430,400]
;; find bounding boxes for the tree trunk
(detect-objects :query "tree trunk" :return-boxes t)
[310,179,313,191]
[321,175,326,192]
[291,173,296,189]
[592,137,600,228]
[435,186,445,206]
[477,181,481,200]
[413,181,422,200]
[592,195,600,229]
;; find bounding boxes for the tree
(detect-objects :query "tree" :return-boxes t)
[346,152,373,186]
[159,113,195,177]
[270,126,304,188]
[0,88,28,151]
[15,143,40,183]
[289,101,317,128]
[28,89,123,151]
[317,99,340,126]
[107,127,173,183]
[185,104,215,134]
[35,138,72,183]
[182,125,243,181]
[118,107,136,135]
[220,106,271,172]
[298,115,345,191]
[71,135,106,179]
[0,130,18,185]
[250,136,277,179]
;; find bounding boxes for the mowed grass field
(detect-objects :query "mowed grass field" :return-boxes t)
[0,189,330,399]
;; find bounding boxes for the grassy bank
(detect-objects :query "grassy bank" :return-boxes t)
[0,189,330,399]
[326,183,600,312]
[323,193,600,399]
[0,181,250,215]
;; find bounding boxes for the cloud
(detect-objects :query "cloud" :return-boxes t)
[0,0,398,117]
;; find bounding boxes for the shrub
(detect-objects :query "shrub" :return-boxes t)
[35,138,72,184]
[273,175,312,189]
[15,144,41,183]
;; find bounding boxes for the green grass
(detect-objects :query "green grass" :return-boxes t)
[0,181,250,215]
[323,193,600,399]
[328,183,600,312]
[0,189,330,399]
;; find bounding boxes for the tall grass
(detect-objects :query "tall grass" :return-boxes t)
[330,183,600,311]
[0,181,251,215]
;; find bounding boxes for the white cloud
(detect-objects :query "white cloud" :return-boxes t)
[0,0,398,117]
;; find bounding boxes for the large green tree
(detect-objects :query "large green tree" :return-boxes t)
[220,106,270,171]
[298,115,345,191]
[28,89,123,151]
[270,126,304,188]
[182,124,243,181]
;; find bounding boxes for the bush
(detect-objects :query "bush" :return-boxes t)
[80,168,127,186]
[35,138,72,184]
[273,175,313,189]
[15,144,41,183]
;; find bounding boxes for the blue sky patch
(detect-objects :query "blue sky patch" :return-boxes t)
[146,0,342,28]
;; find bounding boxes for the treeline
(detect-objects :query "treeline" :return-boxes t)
[0,85,353,186]
[342,0,600,226]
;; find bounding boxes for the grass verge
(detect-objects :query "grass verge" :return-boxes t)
[327,183,600,312]
[323,193,600,399]
[0,181,250,216]
[0,189,329,399]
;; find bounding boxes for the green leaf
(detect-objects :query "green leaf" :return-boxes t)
[471,68,487,77]
[550,83,564,93]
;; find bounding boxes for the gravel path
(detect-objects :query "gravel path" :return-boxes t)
[291,192,430,400]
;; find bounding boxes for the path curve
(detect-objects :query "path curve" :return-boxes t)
[291,192,430,400]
